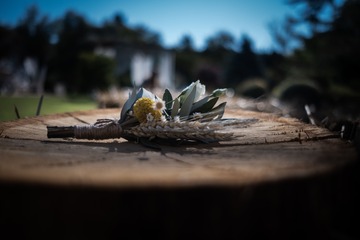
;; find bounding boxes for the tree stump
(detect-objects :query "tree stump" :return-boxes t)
[0,108,358,239]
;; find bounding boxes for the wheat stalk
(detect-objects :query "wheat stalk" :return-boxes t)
[47,118,235,142]
[124,120,234,142]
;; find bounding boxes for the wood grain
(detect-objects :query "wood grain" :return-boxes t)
[1,108,359,240]
[0,108,356,187]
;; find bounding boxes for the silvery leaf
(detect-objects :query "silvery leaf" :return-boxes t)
[211,88,227,98]
[191,97,218,113]
[191,88,223,112]
[171,98,180,118]
[191,95,210,112]
[200,102,227,121]
[137,87,156,100]
[178,82,195,104]
[179,84,197,118]
[120,88,137,122]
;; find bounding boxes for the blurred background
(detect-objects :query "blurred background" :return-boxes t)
[0,0,359,132]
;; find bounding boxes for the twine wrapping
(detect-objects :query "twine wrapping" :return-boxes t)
[74,119,123,140]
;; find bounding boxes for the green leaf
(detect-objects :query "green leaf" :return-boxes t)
[201,102,227,121]
[120,88,137,122]
[210,88,227,98]
[189,86,224,113]
[179,84,197,118]
[191,95,210,112]
[191,97,218,114]
[171,98,180,118]
[177,82,195,104]
[162,89,173,110]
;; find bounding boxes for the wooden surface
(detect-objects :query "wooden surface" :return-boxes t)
[0,108,359,240]
[0,107,356,187]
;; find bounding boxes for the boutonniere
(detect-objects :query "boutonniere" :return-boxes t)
[47,80,239,144]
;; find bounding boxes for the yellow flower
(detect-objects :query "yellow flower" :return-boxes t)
[133,97,162,123]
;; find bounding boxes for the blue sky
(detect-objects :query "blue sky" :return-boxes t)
[0,0,295,51]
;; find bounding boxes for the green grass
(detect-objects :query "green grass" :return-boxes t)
[0,95,98,122]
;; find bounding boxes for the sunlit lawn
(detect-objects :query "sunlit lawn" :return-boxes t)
[0,95,97,121]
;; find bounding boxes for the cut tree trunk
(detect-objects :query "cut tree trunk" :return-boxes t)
[0,108,358,240]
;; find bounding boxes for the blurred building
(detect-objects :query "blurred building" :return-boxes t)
[94,43,175,90]
[1,41,175,95]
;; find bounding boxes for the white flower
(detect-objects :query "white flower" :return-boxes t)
[153,98,166,111]
[181,80,206,102]
[146,113,154,122]
[194,80,206,101]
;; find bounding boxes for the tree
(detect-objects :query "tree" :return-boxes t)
[268,19,301,54]
[101,12,128,40]
[225,35,264,88]
[204,31,235,52]
[284,0,360,94]
[269,0,343,55]
[14,5,51,94]
[286,0,340,34]
[52,11,91,92]
[177,34,195,52]
[133,25,162,46]
[76,53,116,93]
[174,35,198,86]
